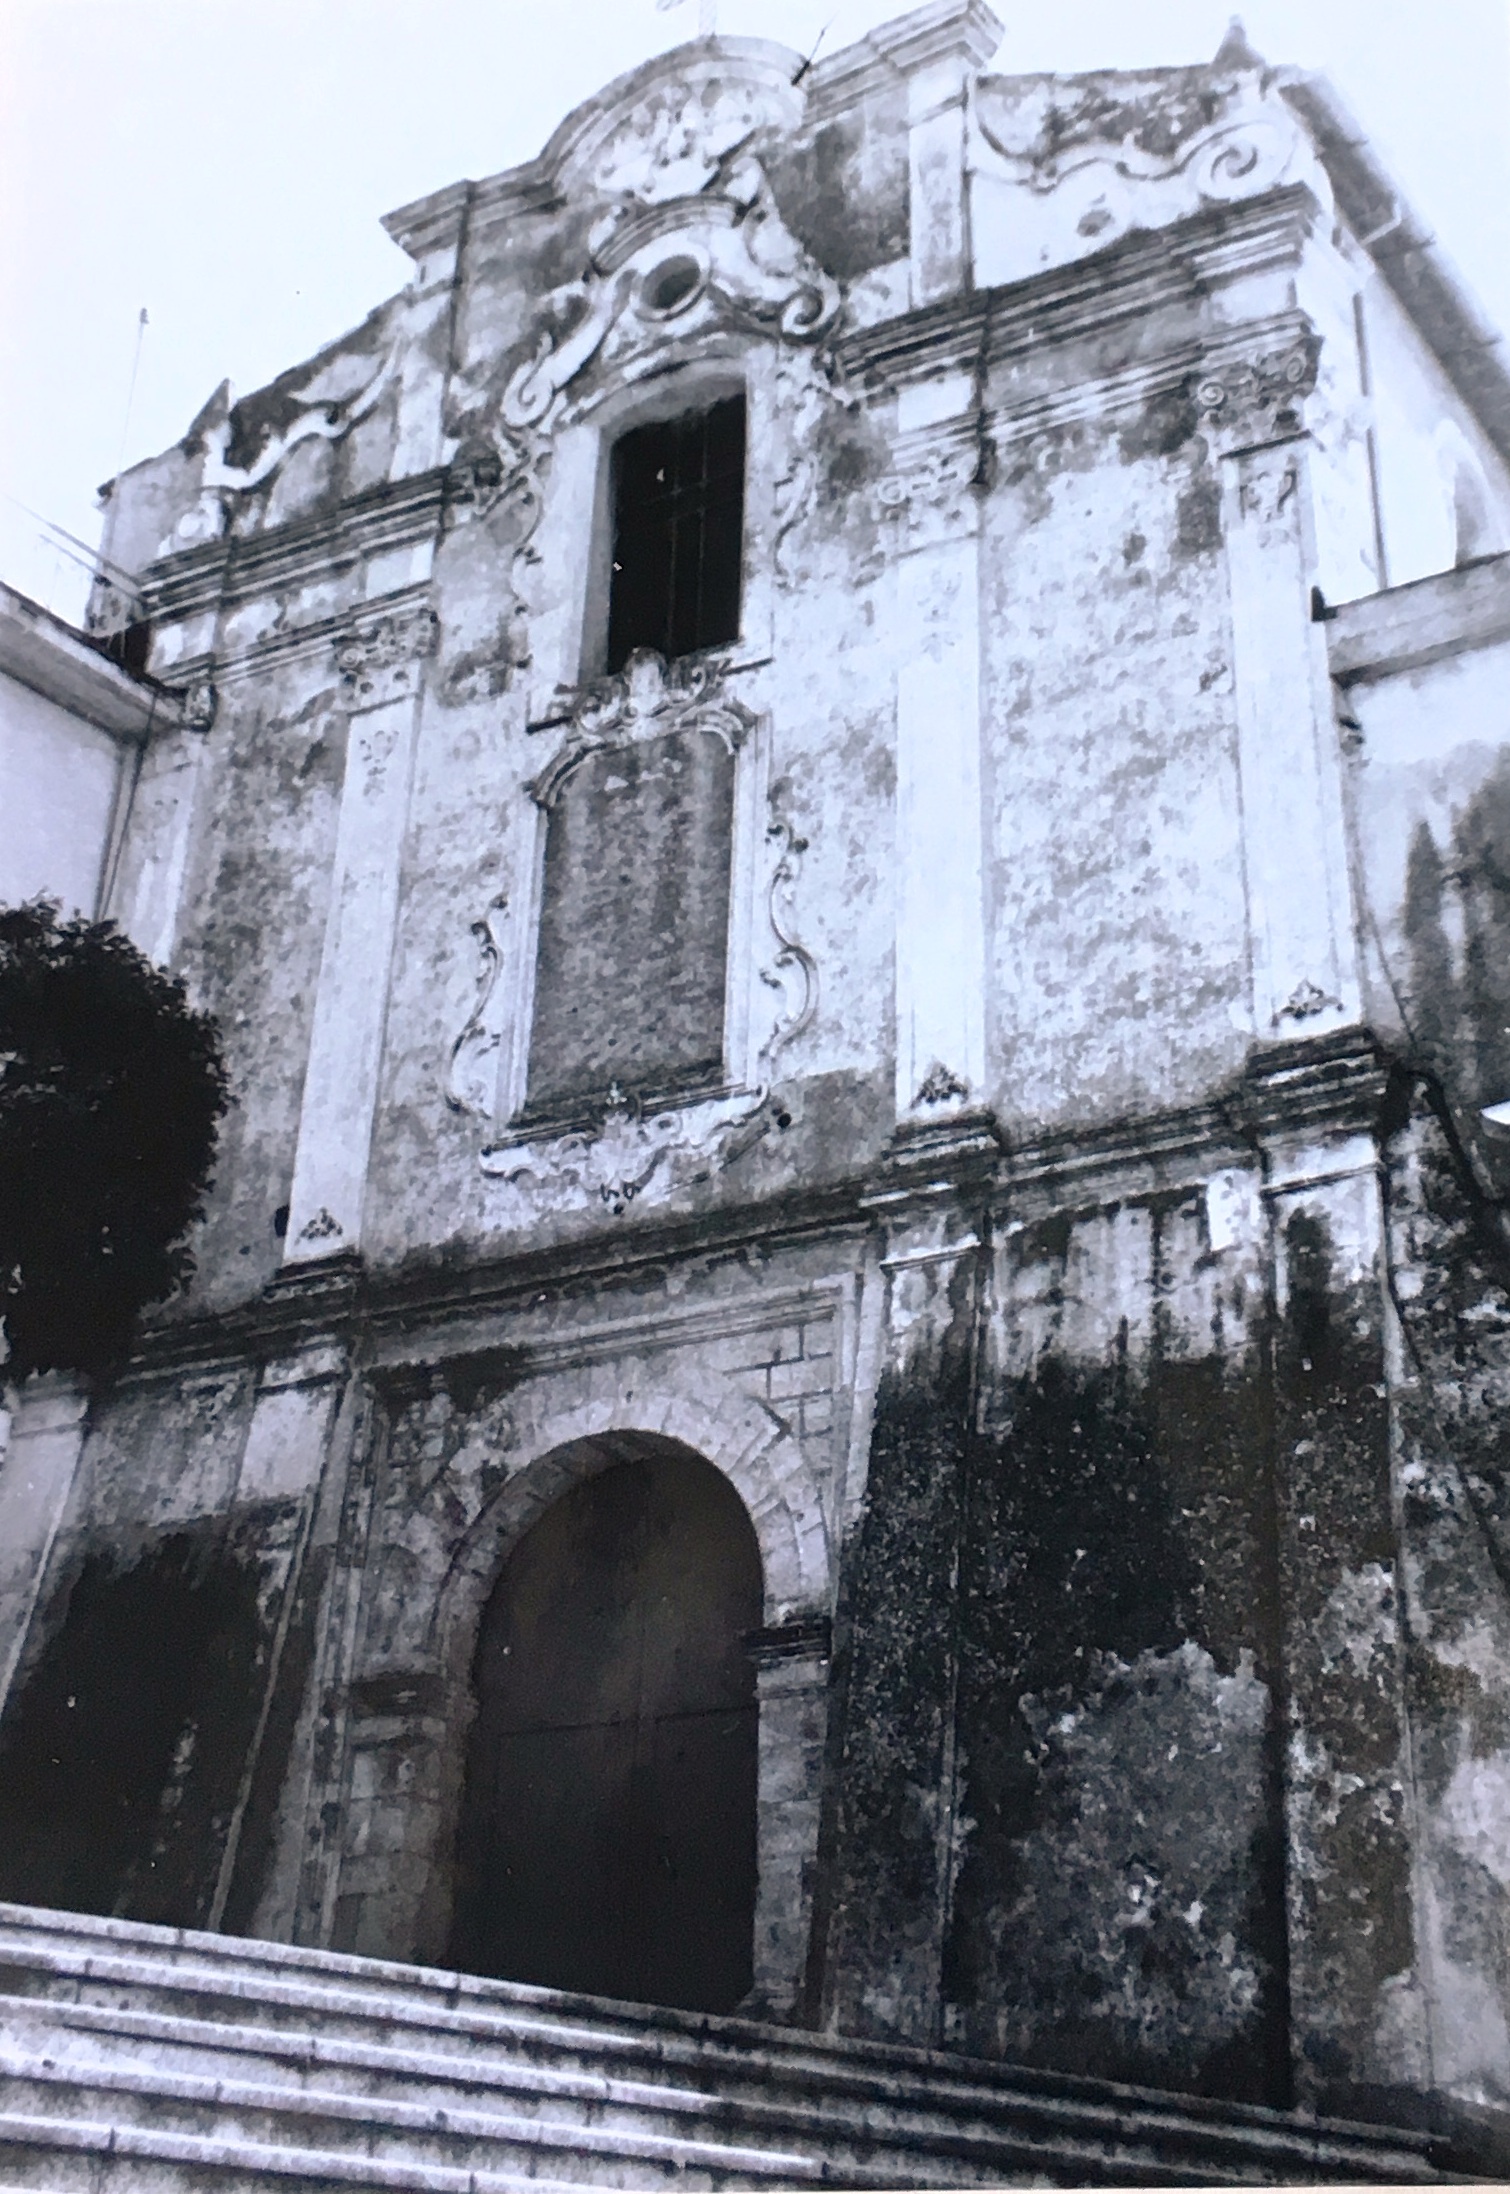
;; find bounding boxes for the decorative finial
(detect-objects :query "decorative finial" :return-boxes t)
[1213,15,1265,68]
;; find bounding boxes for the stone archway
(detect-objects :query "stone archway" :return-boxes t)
[335,1363,833,2013]
[447,1434,762,2013]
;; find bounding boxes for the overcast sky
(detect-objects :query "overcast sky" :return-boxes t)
[2,0,1506,613]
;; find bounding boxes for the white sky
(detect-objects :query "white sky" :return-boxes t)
[2,0,1506,614]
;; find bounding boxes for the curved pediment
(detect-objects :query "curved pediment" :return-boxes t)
[538,36,808,204]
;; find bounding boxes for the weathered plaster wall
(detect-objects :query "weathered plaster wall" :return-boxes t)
[981,403,1249,1130]
[6,14,1508,2173]
[820,1171,1287,2099]
[1382,1090,1510,2121]
[1343,608,1510,1119]
[1360,272,1510,589]
[0,670,121,915]
[164,684,348,1306]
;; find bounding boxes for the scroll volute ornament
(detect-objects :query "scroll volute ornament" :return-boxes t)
[528,648,755,812]
[1194,335,1321,455]
[496,157,841,444]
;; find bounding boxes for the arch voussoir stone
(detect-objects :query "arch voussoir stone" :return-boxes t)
[436,1359,832,1639]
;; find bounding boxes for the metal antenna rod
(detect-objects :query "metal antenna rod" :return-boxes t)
[114,308,150,491]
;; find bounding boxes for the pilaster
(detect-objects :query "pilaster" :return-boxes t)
[229,1307,365,1946]
[819,1161,989,2043]
[748,1619,831,2018]
[885,413,990,1134]
[1257,1090,1417,2106]
[282,602,434,1266]
[865,1,1003,309]
[1203,335,1362,1043]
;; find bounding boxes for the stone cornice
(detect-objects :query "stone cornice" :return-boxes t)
[379,178,476,266]
[169,579,437,692]
[998,1033,1389,1224]
[112,1033,1391,1382]
[980,312,1315,457]
[805,0,1002,120]
[138,189,1324,657]
[839,183,1323,396]
[862,0,1002,77]
[114,1179,875,1382]
[140,471,447,631]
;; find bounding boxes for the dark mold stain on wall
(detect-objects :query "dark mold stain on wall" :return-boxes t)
[0,1525,269,1927]
[947,1344,1283,2100]
[820,1197,1296,2103]
[767,106,909,285]
[819,1248,978,2044]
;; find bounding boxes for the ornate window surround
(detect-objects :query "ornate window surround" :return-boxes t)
[441,96,838,1209]
[507,647,774,1129]
[524,344,784,726]
[448,634,814,1215]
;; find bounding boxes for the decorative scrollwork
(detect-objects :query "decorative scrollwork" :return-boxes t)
[1195,336,1320,452]
[179,679,218,733]
[758,816,817,1080]
[915,1062,971,1107]
[496,153,840,445]
[335,606,439,683]
[297,1206,343,1243]
[472,785,817,1223]
[479,1084,767,1218]
[446,896,511,1118]
[1276,978,1342,1026]
[529,648,755,809]
[877,435,987,549]
[163,350,401,553]
[334,605,440,711]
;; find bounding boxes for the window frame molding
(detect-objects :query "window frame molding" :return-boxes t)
[525,347,779,730]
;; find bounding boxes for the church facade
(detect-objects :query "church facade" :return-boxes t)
[4,0,1510,2170]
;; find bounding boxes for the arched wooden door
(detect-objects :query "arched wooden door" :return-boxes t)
[449,1440,762,2012]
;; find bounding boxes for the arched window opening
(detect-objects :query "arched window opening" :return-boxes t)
[449,1440,761,2013]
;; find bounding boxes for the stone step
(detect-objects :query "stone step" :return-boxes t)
[0,1986,1442,2190]
[0,1904,1450,2190]
[0,2051,837,2189]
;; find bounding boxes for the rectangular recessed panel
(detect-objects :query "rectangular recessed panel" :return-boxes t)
[523,725,736,1118]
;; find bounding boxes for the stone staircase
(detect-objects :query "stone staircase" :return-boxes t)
[0,1904,1453,2189]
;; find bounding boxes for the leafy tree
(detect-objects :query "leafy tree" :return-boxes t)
[0,902,229,1381]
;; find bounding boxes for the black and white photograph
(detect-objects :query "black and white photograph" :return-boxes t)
[0,0,1508,2182]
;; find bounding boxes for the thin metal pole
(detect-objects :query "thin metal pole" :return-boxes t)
[114,307,150,490]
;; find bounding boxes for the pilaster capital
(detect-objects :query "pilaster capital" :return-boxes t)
[1195,331,1320,457]
[878,427,988,550]
[334,603,439,711]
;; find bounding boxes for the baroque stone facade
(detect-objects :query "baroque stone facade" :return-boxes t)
[4,1,1510,2176]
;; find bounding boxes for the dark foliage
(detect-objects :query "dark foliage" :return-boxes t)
[0,900,229,1380]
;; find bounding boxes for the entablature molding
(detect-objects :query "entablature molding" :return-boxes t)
[838,181,1325,398]
[111,1036,1391,1383]
[1327,548,1510,685]
[141,470,447,631]
[524,647,757,810]
[156,579,437,695]
[859,309,1322,501]
[366,1273,851,1394]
